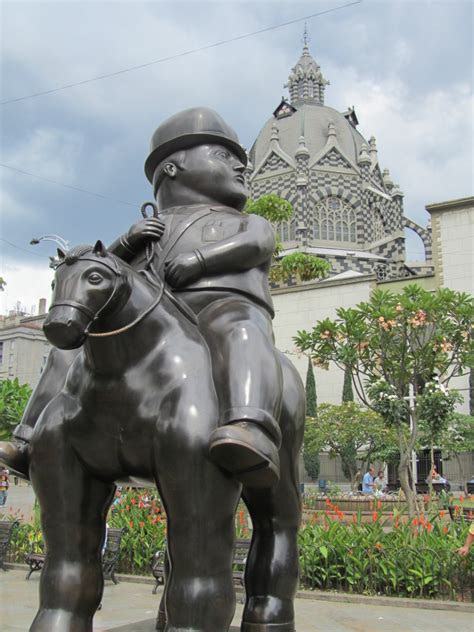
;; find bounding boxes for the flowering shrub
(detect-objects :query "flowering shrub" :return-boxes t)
[299,508,473,601]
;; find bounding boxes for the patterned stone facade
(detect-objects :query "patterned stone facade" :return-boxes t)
[248,44,433,284]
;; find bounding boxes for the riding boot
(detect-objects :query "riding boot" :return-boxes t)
[208,410,281,488]
[0,438,30,480]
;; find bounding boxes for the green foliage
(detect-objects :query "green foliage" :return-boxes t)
[303,451,320,481]
[470,369,474,416]
[299,512,472,600]
[294,285,474,515]
[246,193,330,284]
[417,380,462,440]
[244,194,293,223]
[342,365,354,402]
[303,402,397,485]
[108,488,166,573]
[305,356,317,417]
[0,379,32,440]
[271,252,331,284]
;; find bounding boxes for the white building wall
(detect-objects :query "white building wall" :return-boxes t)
[272,275,373,404]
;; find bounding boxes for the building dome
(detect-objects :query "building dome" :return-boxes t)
[247,38,433,282]
[250,103,366,170]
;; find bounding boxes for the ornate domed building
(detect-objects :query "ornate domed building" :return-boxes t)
[247,40,433,282]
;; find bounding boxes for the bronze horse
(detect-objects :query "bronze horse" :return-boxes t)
[28,241,304,632]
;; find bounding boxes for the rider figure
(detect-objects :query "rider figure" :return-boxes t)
[0,107,282,488]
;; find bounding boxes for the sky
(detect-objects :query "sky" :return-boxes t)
[0,0,472,315]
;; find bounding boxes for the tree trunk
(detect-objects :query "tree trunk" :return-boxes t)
[398,420,418,519]
[428,441,434,508]
[454,453,468,495]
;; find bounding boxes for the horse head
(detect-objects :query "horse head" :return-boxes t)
[44,240,132,350]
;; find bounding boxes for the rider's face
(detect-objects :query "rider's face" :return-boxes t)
[177,144,248,210]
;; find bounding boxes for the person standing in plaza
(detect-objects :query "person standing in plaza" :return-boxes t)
[362,465,376,494]
[0,466,10,506]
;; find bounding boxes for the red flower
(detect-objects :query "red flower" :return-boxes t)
[459,495,465,503]
[442,526,449,534]
[412,517,419,526]
[129,520,134,529]
[239,510,245,526]
[131,498,136,505]
[139,521,145,529]
[439,510,446,518]
[377,500,382,510]
[372,512,378,522]
[426,522,433,532]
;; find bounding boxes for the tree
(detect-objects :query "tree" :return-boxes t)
[305,356,317,417]
[0,378,32,440]
[342,365,354,402]
[295,285,473,517]
[303,402,397,489]
[245,194,331,284]
[0,277,6,291]
[417,380,462,499]
[303,357,319,480]
[419,413,474,494]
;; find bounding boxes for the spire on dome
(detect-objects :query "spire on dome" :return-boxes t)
[285,27,329,106]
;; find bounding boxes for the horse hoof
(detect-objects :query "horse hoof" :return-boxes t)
[208,423,280,488]
[241,623,295,631]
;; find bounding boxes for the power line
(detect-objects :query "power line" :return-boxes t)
[0,238,49,258]
[0,1,363,106]
[0,163,139,207]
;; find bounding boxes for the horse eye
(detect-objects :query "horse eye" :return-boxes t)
[88,273,103,285]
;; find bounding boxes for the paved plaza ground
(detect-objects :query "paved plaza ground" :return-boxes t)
[1,568,473,632]
[1,483,473,631]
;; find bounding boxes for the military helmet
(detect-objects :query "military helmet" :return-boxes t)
[144,106,247,183]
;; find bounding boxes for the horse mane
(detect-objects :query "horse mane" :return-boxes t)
[63,245,96,265]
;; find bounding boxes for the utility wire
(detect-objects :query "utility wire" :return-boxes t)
[0,238,50,258]
[0,1,363,106]
[0,163,139,207]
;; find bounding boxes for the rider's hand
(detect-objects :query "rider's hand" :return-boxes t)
[126,218,165,248]
[164,253,203,288]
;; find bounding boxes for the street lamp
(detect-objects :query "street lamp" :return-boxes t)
[30,234,70,268]
[30,234,70,250]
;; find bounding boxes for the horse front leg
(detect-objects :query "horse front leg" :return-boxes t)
[29,402,115,632]
[153,398,241,632]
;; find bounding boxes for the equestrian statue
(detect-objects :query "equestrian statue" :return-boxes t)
[0,107,305,632]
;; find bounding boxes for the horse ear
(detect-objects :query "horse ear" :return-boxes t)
[57,248,66,260]
[93,240,107,257]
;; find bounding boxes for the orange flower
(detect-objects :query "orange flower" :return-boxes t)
[139,521,145,529]
[372,512,378,522]
[129,520,134,529]
[459,495,465,503]
[377,500,382,510]
[442,526,449,534]
[425,522,433,532]
[131,498,136,505]
[439,510,446,519]
[352,512,357,524]
[239,510,245,525]
[375,542,382,551]
[412,517,419,526]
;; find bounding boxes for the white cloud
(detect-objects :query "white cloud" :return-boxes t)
[0,258,53,316]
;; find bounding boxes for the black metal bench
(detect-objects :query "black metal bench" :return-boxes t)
[26,527,126,582]
[448,505,474,525]
[0,520,19,571]
[151,538,251,595]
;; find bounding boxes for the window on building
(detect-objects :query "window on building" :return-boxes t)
[372,208,386,241]
[277,218,297,243]
[311,197,357,243]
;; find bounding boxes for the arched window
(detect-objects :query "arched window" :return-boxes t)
[277,217,297,243]
[372,209,386,241]
[311,197,356,243]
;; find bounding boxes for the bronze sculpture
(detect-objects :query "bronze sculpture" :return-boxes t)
[0,107,305,631]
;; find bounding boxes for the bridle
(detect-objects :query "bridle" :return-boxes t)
[50,253,164,339]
